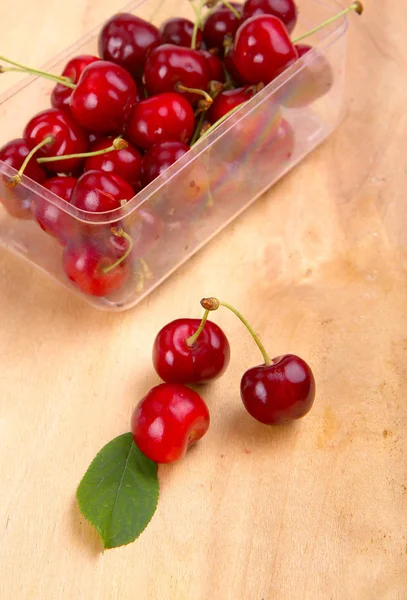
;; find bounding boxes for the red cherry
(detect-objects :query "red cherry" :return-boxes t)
[98,13,161,80]
[240,354,315,425]
[63,240,130,297]
[199,50,226,83]
[32,176,77,244]
[0,138,46,184]
[51,55,100,110]
[160,17,203,48]
[23,109,88,174]
[131,383,210,463]
[207,85,257,123]
[144,44,210,105]
[242,0,298,34]
[281,44,334,108]
[84,137,143,190]
[70,170,135,213]
[70,61,138,133]
[224,48,245,83]
[233,15,298,84]
[152,318,230,384]
[127,92,195,150]
[141,141,190,187]
[202,3,243,52]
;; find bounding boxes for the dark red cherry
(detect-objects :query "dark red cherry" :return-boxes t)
[160,17,203,48]
[32,176,77,244]
[233,15,298,84]
[23,109,88,174]
[144,44,210,105]
[63,240,130,297]
[0,138,46,184]
[202,3,243,52]
[87,131,105,146]
[141,141,189,187]
[98,13,161,79]
[51,55,100,110]
[224,48,245,83]
[281,43,334,108]
[241,354,315,425]
[70,170,135,213]
[70,61,138,133]
[153,318,231,384]
[242,0,298,34]
[127,92,195,150]
[199,50,225,83]
[207,85,257,123]
[84,137,142,190]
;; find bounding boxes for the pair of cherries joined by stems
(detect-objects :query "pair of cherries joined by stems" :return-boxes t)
[132,297,315,463]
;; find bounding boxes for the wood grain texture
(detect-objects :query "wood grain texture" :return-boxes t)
[1,1,407,599]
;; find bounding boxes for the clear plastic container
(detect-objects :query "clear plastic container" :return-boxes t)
[0,0,350,311]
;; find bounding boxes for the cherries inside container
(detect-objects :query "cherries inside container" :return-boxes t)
[0,0,356,311]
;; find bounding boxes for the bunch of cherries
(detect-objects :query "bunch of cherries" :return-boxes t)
[0,0,363,298]
[132,296,316,463]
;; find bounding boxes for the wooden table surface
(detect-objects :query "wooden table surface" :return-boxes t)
[1,1,406,598]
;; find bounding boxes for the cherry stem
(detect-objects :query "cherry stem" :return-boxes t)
[186,309,210,346]
[0,55,76,88]
[191,112,206,145]
[175,82,213,105]
[191,0,206,49]
[102,228,133,274]
[191,101,245,146]
[201,297,272,366]
[7,135,54,187]
[292,1,363,44]
[37,136,128,164]
[220,0,241,19]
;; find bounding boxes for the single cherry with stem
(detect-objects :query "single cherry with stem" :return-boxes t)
[0,138,47,186]
[143,44,212,107]
[131,383,210,463]
[201,297,316,425]
[70,170,135,213]
[127,92,195,150]
[98,13,161,80]
[202,2,243,53]
[84,137,142,191]
[23,108,88,174]
[152,307,231,384]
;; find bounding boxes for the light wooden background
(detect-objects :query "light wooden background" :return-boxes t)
[1,1,407,598]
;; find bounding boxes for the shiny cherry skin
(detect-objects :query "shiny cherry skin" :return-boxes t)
[224,48,245,84]
[23,108,88,174]
[160,17,203,48]
[0,138,47,184]
[202,3,243,52]
[70,61,138,133]
[70,170,135,213]
[127,92,195,150]
[144,44,210,106]
[233,15,298,84]
[32,176,77,244]
[84,137,142,190]
[241,354,315,425]
[207,85,257,123]
[242,0,298,34]
[63,241,130,297]
[51,55,100,110]
[131,383,210,463]
[199,50,226,82]
[98,13,161,80]
[281,43,334,108]
[141,141,190,187]
[153,318,230,384]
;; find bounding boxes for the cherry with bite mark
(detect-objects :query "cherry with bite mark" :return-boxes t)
[131,383,210,463]
[201,297,316,425]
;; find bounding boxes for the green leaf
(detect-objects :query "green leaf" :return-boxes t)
[76,432,159,549]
